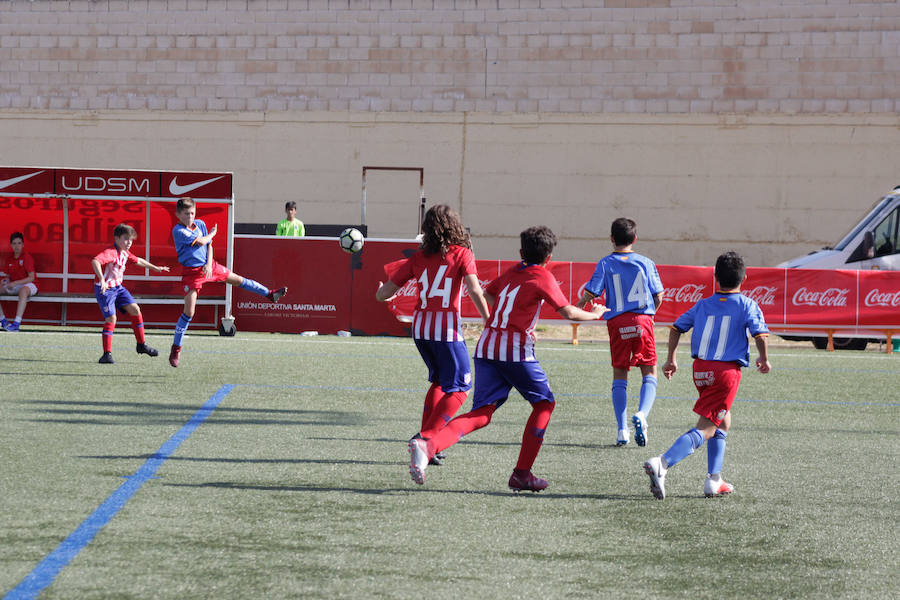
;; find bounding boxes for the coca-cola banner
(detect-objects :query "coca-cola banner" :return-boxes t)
[744,267,786,326]
[785,268,858,325]
[857,270,900,327]
[656,265,715,323]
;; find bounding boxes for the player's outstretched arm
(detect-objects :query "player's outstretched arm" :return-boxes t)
[754,334,771,373]
[557,303,608,322]
[574,290,594,309]
[375,280,400,302]
[463,273,491,323]
[136,257,170,273]
[662,328,682,379]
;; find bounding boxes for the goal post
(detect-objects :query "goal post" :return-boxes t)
[360,166,425,234]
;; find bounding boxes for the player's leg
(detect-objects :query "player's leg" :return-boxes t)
[123,301,158,357]
[170,290,198,367]
[418,340,472,441]
[705,409,734,497]
[632,364,657,447]
[14,284,32,324]
[503,361,556,492]
[611,368,629,445]
[226,270,286,303]
[0,297,7,328]
[99,314,116,363]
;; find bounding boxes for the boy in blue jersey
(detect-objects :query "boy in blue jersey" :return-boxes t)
[576,218,663,447]
[169,197,287,367]
[644,251,771,499]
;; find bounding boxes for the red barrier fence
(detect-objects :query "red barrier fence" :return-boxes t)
[232,238,900,351]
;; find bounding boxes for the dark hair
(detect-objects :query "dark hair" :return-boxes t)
[176,197,195,212]
[611,218,637,246]
[520,225,558,264]
[420,204,471,256]
[715,251,746,289]
[114,223,137,239]
[10,231,24,243]
[285,201,297,210]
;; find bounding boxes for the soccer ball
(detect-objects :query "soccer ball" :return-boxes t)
[339,227,364,254]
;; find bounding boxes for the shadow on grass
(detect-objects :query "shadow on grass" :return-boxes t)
[0,370,166,379]
[164,480,639,501]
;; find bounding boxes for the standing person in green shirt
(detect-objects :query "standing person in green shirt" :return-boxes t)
[276,201,305,237]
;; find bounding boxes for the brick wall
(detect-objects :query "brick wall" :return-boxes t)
[1,0,897,113]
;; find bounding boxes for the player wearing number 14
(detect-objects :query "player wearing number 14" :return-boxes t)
[577,218,664,447]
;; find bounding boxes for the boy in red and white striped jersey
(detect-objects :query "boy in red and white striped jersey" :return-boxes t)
[377,205,491,463]
[408,225,608,491]
[91,223,169,364]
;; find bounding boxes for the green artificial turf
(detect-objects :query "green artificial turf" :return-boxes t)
[1,329,897,599]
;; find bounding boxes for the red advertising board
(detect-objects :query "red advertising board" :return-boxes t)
[785,268,858,326]
[857,270,900,327]
[656,265,714,323]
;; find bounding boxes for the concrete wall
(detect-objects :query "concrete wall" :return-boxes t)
[3,110,897,266]
[1,0,898,266]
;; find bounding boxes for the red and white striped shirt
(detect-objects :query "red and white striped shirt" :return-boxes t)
[388,245,477,342]
[93,247,138,288]
[475,262,569,362]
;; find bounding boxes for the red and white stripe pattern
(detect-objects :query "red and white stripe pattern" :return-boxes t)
[412,309,463,342]
[474,305,541,362]
[94,247,135,288]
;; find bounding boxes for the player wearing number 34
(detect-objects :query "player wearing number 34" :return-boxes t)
[376,205,492,468]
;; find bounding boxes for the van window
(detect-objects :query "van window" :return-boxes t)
[872,207,899,257]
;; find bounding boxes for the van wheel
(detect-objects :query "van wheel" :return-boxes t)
[812,338,828,350]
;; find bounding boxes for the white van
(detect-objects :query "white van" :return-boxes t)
[778,186,900,272]
[776,186,900,350]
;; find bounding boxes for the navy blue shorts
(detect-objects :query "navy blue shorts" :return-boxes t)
[413,338,472,393]
[95,285,136,318]
[471,358,555,410]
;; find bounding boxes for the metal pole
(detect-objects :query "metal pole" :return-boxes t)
[361,168,367,226]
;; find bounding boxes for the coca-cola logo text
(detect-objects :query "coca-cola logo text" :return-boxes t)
[864,289,900,307]
[663,284,706,303]
[744,285,777,306]
[792,287,849,307]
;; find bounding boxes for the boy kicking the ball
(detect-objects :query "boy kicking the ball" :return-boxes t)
[169,197,287,367]
[92,223,170,364]
[643,251,771,500]
[408,226,608,492]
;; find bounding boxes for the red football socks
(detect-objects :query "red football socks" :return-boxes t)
[130,314,146,344]
[101,322,114,352]
[420,390,468,439]
[428,404,496,456]
[515,401,555,471]
[420,383,442,431]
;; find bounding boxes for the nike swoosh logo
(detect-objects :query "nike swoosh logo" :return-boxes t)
[168,175,225,196]
[0,170,44,190]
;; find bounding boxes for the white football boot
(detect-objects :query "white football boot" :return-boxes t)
[704,474,734,497]
[643,456,667,500]
[616,429,629,447]
[632,412,648,447]
[408,437,429,485]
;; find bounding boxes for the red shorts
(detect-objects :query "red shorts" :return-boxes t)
[606,312,657,371]
[691,359,742,426]
[181,261,231,292]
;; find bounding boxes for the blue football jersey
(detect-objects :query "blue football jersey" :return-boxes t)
[172,219,209,268]
[584,252,663,320]
[673,292,769,367]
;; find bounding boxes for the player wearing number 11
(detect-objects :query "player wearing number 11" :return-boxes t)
[576,218,664,448]
[407,226,608,491]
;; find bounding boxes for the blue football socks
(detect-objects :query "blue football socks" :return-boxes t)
[173,313,192,346]
[662,427,704,469]
[638,375,658,416]
[240,278,269,298]
[611,379,628,431]
[707,429,728,475]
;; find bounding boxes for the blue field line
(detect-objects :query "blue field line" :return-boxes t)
[3,384,234,600]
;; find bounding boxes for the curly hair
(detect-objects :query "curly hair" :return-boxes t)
[420,204,471,256]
